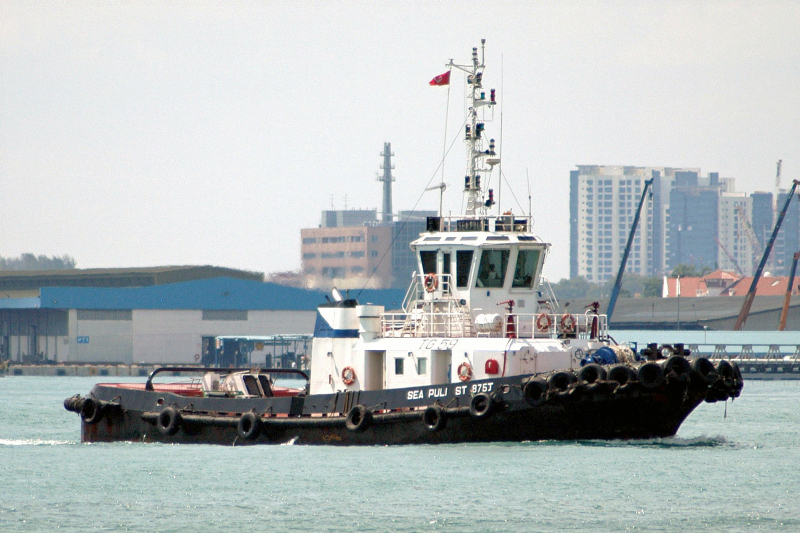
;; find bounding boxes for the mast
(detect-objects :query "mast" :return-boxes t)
[449,39,499,216]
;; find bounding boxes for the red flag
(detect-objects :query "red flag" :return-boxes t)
[429,71,450,86]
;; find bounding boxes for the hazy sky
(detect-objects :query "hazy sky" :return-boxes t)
[2,2,798,282]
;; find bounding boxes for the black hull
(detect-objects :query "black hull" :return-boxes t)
[67,363,743,446]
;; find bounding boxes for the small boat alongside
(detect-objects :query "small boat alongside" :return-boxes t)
[64,41,743,446]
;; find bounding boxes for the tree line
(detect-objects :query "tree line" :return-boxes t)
[0,253,76,271]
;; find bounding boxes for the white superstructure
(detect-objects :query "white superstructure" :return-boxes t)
[309,42,609,396]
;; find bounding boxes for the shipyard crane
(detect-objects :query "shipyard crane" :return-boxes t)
[715,237,744,276]
[734,203,761,272]
[778,251,800,331]
[606,178,653,323]
[734,178,800,330]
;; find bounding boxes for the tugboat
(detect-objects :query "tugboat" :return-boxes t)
[65,41,743,445]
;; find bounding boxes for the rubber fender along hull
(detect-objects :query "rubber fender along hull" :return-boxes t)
[73,359,740,446]
[80,388,702,445]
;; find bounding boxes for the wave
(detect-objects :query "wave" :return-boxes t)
[0,438,76,446]
[575,434,733,448]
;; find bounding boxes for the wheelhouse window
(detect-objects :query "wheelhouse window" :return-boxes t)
[395,358,404,375]
[512,249,541,289]
[476,249,509,288]
[419,251,437,275]
[456,250,474,288]
[416,357,427,375]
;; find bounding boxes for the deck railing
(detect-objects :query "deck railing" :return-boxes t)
[380,310,607,340]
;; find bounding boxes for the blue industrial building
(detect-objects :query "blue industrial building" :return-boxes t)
[0,267,405,365]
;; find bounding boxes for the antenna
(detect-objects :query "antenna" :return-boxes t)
[425,182,448,215]
[527,169,532,216]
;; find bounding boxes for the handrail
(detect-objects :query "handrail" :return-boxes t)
[145,367,309,391]
[402,273,420,312]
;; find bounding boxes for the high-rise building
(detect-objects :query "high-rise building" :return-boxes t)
[570,165,754,284]
[666,171,741,274]
[570,165,659,284]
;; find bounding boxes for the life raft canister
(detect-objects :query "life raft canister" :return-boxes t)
[341,366,357,386]
[424,273,438,293]
[560,313,576,334]
[457,362,473,381]
[535,313,552,333]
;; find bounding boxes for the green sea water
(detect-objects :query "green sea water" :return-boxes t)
[1,377,797,532]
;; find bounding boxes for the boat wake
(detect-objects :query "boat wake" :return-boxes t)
[0,438,76,447]
[575,434,732,448]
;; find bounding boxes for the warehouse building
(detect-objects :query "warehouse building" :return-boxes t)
[0,266,404,365]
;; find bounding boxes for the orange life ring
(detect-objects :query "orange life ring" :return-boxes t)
[535,313,552,332]
[341,366,357,386]
[424,273,438,292]
[560,313,576,334]
[457,362,473,381]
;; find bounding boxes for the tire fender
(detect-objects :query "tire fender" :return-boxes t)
[237,412,262,441]
[423,405,447,432]
[157,407,182,436]
[81,397,105,425]
[345,405,372,433]
[522,378,547,405]
[578,363,607,384]
[469,393,494,419]
[637,362,664,389]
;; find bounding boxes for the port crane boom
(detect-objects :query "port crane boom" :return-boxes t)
[778,251,800,331]
[606,178,653,323]
[734,179,800,330]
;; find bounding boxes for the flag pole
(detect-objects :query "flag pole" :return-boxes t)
[439,67,452,216]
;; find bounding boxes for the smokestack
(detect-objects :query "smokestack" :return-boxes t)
[378,142,395,223]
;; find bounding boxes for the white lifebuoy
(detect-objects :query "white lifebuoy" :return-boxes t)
[457,362,473,381]
[535,313,552,332]
[341,366,357,386]
[560,313,576,334]
[424,273,438,293]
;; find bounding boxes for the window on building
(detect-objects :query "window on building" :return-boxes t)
[302,237,317,244]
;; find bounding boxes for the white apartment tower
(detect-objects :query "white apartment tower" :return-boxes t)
[569,166,656,284]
